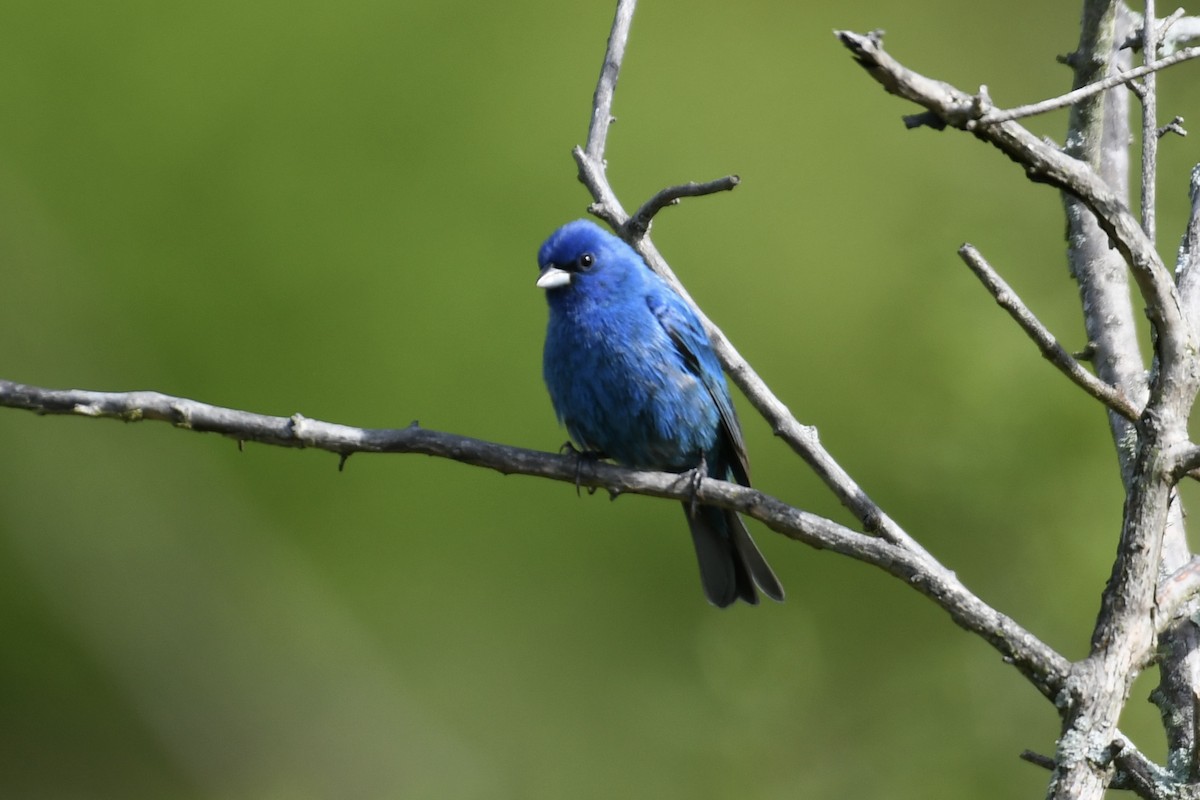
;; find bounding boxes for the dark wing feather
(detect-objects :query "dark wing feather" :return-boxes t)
[649,284,785,605]
[646,290,750,486]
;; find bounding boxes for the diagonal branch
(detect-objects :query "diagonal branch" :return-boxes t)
[957,243,1142,422]
[575,5,924,558]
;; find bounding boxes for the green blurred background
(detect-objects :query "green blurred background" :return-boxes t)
[0,1,1197,798]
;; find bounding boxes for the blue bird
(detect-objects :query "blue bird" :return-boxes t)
[537,219,784,607]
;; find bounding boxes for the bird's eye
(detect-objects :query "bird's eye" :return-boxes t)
[577,253,595,271]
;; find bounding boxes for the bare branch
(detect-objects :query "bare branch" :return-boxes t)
[958,243,1142,422]
[1110,740,1178,800]
[583,0,636,166]
[1172,443,1200,478]
[834,29,1189,374]
[572,1,638,229]
[840,21,1196,800]
[1141,0,1161,245]
[1159,156,1200,779]
[1158,115,1187,138]
[1069,125,1148,510]
[1164,20,1200,54]
[973,43,1200,125]
[1175,164,1200,327]
[622,175,741,239]
[0,379,1072,697]
[1021,750,1056,771]
[1125,9,1200,54]
[1017,742,1171,800]
[1157,555,1200,630]
[1031,732,1184,799]
[1059,3,1147,489]
[1155,8,1189,47]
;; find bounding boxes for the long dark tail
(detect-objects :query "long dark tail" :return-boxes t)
[684,503,785,608]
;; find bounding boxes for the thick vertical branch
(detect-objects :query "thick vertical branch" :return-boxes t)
[1155,157,1200,785]
[1142,2,1200,787]
[1050,4,1200,798]
[1048,6,1154,800]
[1062,1,1146,486]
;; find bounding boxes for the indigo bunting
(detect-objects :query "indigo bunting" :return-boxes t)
[537,219,784,607]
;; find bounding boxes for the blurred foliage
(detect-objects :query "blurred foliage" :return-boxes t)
[0,1,1197,798]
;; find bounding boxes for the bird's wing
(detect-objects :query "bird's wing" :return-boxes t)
[647,287,751,486]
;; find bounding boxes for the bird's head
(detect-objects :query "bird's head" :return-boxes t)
[536,219,642,296]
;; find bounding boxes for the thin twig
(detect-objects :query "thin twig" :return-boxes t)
[1021,750,1056,771]
[584,0,636,166]
[622,175,741,238]
[957,244,1142,422]
[1142,0,1160,244]
[1158,115,1187,138]
[974,44,1200,125]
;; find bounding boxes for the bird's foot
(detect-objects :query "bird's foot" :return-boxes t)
[684,453,708,518]
[560,441,605,496]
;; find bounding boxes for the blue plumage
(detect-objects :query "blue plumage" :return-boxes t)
[537,219,784,607]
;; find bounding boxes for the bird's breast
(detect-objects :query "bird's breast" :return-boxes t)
[543,306,719,471]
